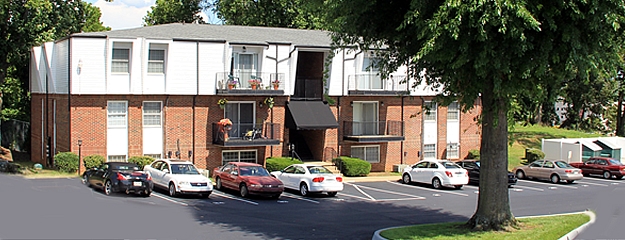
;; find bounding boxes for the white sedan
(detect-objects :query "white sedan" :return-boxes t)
[271,164,343,197]
[402,160,469,189]
[143,159,213,198]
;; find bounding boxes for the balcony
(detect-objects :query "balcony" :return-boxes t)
[342,120,405,142]
[216,72,285,95]
[213,122,281,147]
[347,74,410,95]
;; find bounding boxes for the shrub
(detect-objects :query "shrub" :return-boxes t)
[55,152,79,173]
[128,156,155,168]
[333,156,371,177]
[467,149,480,160]
[83,155,105,169]
[525,148,545,163]
[265,157,303,172]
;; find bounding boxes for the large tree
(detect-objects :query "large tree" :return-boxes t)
[143,0,207,26]
[322,0,624,230]
[211,0,324,29]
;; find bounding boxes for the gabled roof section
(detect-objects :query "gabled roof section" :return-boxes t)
[70,23,333,47]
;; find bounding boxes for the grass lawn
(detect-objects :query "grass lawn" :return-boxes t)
[380,213,590,240]
[10,159,79,179]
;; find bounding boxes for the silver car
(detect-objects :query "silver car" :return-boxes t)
[512,160,583,184]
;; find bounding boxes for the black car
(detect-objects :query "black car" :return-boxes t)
[83,162,153,196]
[457,160,517,187]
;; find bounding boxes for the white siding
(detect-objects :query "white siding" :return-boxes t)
[52,40,69,94]
[30,47,44,93]
[72,38,108,94]
[167,41,197,94]
[288,50,299,95]
[327,49,345,96]
[199,43,227,95]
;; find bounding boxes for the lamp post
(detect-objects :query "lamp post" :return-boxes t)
[617,70,624,136]
[77,140,82,175]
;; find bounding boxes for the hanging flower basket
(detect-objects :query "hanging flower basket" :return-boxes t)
[217,98,228,109]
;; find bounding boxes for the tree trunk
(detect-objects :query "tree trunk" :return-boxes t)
[467,78,516,230]
[616,89,623,136]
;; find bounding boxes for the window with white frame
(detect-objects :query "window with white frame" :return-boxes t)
[108,155,126,162]
[144,154,161,159]
[107,101,127,128]
[351,145,380,163]
[225,102,255,138]
[111,48,130,73]
[447,102,459,120]
[222,150,257,165]
[424,101,437,121]
[359,54,383,90]
[446,143,459,159]
[143,101,162,127]
[148,44,166,73]
[423,144,436,159]
[233,52,259,86]
[352,102,378,135]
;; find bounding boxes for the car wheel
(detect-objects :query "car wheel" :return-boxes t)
[432,178,442,189]
[453,185,463,190]
[566,180,575,184]
[616,176,624,180]
[270,194,281,200]
[143,190,152,197]
[550,174,560,184]
[327,192,338,197]
[200,192,211,198]
[83,174,91,187]
[299,183,309,197]
[104,180,112,195]
[168,183,177,197]
[215,177,222,190]
[516,170,526,180]
[603,171,612,179]
[240,184,249,198]
[402,174,412,184]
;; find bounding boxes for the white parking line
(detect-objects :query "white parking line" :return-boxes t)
[517,180,578,189]
[151,194,189,206]
[352,184,377,201]
[511,185,544,192]
[386,181,469,197]
[339,192,378,201]
[211,192,259,205]
[280,193,320,204]
[579,177,622,184]
[346,183,426,200]
[575,181,608,187]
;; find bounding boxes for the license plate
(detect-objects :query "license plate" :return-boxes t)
[455,172,463,175]
[133,182,142,187]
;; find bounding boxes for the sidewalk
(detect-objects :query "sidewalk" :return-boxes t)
[342,172,402,183]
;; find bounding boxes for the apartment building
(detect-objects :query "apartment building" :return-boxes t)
[30,23,481,173]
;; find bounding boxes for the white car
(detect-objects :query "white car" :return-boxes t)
[402,160,469,189]
[143,159,213,198]
[271,164,343,197]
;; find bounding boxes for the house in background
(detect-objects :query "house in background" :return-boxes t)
[30,23,482,173]
[542,137,623,162]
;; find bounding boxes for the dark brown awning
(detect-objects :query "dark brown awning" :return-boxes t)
[285,101,338,130]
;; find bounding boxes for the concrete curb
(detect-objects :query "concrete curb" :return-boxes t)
[371,210,596,240]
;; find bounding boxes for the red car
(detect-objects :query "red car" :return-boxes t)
[569,157,625,179]
[213,162,284,198]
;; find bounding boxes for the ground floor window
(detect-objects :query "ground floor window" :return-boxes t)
[423,144,436,159]
[222,150,257,165]
[446,143,459,159]
[108,155,126,162]
[351,145,380,163]
[144,154,161,159]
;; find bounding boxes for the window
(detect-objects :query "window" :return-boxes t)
[352,102,378,135]
[447,102,459,120]
[148,45,166,73]
[225,102,255,138]
[144,154,161,159]
[351,145,380,163]
[424,101,437,121]
[112,48,130,73]
[446,143,459,159]
[222,150,257,165]
[362,55,382,72]
[423,144,436,159]
[107,155,126,162]
[107,101,127,127]
[233,52,258,86]
[143,102,162,126]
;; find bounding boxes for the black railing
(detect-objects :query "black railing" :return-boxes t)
[293,78,323,100]
[342,120,404,137]
[347,74,408,91]
[213,122,281,145]
[216,72,285,90]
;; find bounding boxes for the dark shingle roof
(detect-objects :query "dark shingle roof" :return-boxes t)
[72,23,333,47]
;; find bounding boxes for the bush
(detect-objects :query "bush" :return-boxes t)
[525,148,545,163]
[55,152,79,173]
[83,155,105,169]
[467,149,480,160]
[333,156,371,177]
[128,156,155,168]
[265,157,303,172]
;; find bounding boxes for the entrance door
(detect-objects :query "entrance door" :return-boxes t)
[225,102,255,139]
[353,102,378,135]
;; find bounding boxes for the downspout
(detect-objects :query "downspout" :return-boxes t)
[192,40,199,164]
[164,96,169,158]
[420,96,425,161]
[45,45,50,167]
[68,38,72,154]
[401,96,404,165]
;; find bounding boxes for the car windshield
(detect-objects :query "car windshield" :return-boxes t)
[441,161,461,169]
[239,166,270,176]
[171,164,199,175]
[474,162,481,168]
[307,166,333,174]
[608,159,623,165]
[115,164,140,171]
[554,161,573,168]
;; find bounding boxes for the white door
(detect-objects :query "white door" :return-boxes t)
[353,102,378,135]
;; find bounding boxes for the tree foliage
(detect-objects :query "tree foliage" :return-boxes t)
[211,0,324,29]
[143,0,207,26]
[322,0,625,230]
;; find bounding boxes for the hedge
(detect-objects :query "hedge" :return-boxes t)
[265,157,303,172]
[128,156,155,168]
[55,152,79,173]
[333,156,371,177]
[83,155,105,169]
[525,148,545,163]
[467,149,480,160]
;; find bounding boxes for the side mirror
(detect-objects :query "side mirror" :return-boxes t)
[163,169,170,174]
[231,171,238,176]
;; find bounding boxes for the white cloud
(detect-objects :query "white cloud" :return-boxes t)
[92,0,155,30]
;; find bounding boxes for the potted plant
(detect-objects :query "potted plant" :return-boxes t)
[264,97,275,109]
[271,80,280,90]
[217,98,228,109]
[218,118,233,141]
[248,79,261,89]
[227,79,237,90]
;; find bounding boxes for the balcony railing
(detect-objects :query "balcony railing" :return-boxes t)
[292,78,323,100]
[213,122,281,146]
[347,74,408,93]
[342,120,405,142]
[216,72,285,91]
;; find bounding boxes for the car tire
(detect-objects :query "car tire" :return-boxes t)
[83,174,91,187]
[603,171,612,179]
[616,176,624,180]
[327,192,338,197]
[516,170,526,180]
[550,174,560,184]
[168,183,177,197]
[104,180,112,195]
[143,190,152,197]
[453,185,463,190]
[270,194,281,200]
[299,183,309,197]
[215,177,222,190]
[566,180,575,184]
[200,192,211,198]
[402,174,412,184]
[432,178,442,189]
[240,184,249,198]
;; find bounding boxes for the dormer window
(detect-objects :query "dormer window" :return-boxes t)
[148,43,167,73]
[111,42,131,73]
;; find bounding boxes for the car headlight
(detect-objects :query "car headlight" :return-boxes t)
[250,184,262,188]
[178,181,190,186]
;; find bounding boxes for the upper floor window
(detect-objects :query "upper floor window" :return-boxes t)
[148,43,167,74]
[353,101,379,135]
[362,54,382,72]
[143,101,162,127]
[424,101,437,121]
[111,42,131,73]
[447,102,459,120]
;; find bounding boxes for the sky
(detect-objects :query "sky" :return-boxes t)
[85,0,220,30]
